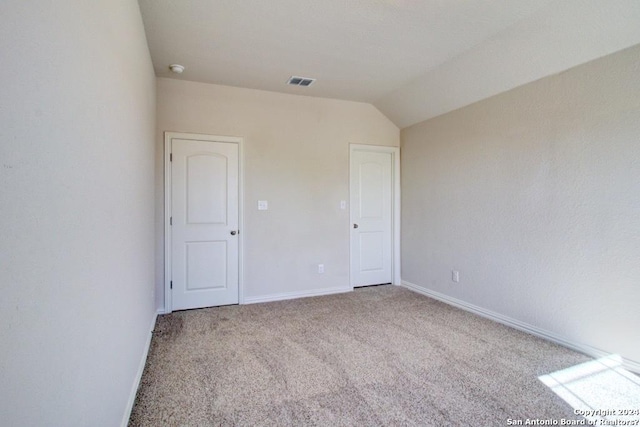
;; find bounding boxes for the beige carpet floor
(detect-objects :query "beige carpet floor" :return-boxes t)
[129,285,592,426]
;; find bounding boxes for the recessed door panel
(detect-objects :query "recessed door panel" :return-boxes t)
[186,241,227,290]
[186,154,227,224]
[359,232,384,271]
[359,162,383,219]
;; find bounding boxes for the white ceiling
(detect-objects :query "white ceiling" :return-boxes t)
[138,0,640,128]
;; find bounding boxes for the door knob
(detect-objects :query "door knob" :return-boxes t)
[230,230,237,235]
[353,224,359,229]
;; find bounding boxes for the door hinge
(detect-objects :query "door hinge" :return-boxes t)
[170,280,173,289]
[170,153,173,162]
[170,216,172,226]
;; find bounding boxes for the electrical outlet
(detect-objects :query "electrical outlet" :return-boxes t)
[452,270,460,283]
[318,264,325,274]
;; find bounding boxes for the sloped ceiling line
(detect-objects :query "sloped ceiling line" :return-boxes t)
[138,0,640,129]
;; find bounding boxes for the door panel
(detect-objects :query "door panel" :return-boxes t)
[350,150,392,287]
[185,241,227,290]
[359,232,384,271]
[186,154,227,224]
[171,138,239,310]
[360,162,383,218]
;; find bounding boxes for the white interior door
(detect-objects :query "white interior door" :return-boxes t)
[350,149,393,287]
[170,138,239,310]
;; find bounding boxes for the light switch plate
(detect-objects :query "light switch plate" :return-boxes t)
[258,200,268,210]
[452,270,460,283]
[340,200,346,210]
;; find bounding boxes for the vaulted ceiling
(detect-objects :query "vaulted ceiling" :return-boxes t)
[138,0,640,128]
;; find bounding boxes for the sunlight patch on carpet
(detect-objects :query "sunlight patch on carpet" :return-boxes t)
[539,354,640,425]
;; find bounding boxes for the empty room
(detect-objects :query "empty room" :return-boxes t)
[1,1,639,426]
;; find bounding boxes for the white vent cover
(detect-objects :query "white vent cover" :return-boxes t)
[287,76,316,87]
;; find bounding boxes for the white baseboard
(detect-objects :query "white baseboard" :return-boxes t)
[243,286,352,305]
[121,311,158,427]
[401,280,640,374]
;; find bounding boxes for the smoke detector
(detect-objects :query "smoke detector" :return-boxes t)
[287,76,316,87]
[169,64,185,74]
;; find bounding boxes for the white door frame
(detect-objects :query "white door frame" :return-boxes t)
[164,131,244,313]
[349,144,401,288]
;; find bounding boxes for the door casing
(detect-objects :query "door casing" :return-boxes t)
[164,131,244,313]
[349,144,401,288]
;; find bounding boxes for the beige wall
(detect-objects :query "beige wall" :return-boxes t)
[0,1,156,425]
[156,79,399,308]
[401,44,640,366]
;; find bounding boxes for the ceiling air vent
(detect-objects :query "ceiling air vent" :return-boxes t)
[287,76,316,87]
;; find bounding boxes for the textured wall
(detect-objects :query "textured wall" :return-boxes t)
[0,1,156,425]
[401,44,640,365]
[155,79,399,309]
